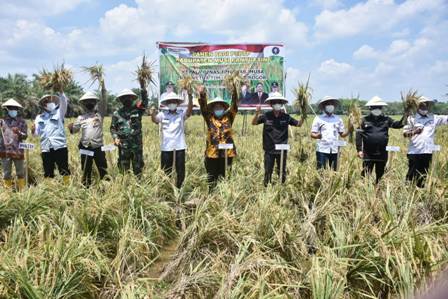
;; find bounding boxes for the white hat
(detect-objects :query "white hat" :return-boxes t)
[318,96,339,106]
[418,96,434,104]
[365,96,388,107]
[207,96,229,108]
[160,92,183,104]
[2,98,23,109]
[80,91,99,102]
[265,92,288,104]
[39,94,60,106]
[116,89,138,100]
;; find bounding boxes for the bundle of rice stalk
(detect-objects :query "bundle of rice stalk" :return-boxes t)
[223,71,246,96]
[135,54,156,88]
[177,75,197,95]
[83,63,107,115]
[293,74,312,120]
[401,89,420,115]
[82,63,104,87]
[38,63,73,92]
[346,97,362,143]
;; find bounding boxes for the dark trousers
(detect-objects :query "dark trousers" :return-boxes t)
[80,144,108,187]
[161,150,185,188]
[204,157,233,188]
[118,147,144,177]
[264,152,287,186]
[316,152,338,171]
[41,147,71,178]
[406,154,432,188]
[362,159,387,184]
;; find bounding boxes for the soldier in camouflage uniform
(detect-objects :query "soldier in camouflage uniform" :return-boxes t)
[110,85,148,176]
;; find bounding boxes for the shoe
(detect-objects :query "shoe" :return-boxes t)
[17,178,26,191]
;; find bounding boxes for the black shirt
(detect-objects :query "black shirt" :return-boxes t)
[355,114,405,160]
[257,111,299,154]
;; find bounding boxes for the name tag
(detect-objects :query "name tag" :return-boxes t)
[101,144,116,152]
[162,119,170,124]
[19,143,35,150]
[275,144,290,151]
[386,146,400,152]
[333,140,347,147]
[218,143,234,150]
[80,149,94,156]
[431,145,441,152]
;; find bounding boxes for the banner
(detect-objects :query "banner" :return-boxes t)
[157,42,284,109]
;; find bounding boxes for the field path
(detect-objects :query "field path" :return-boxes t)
[147,236,180,281]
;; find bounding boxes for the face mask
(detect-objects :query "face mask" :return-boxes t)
[371,109,382,117]
[272,104,282,111]
[418,109,428,116]
[214,109,225,118]
[167,103,178,111]
[8,110,18,118]
[325,105,335,114]
[46,102,56,112]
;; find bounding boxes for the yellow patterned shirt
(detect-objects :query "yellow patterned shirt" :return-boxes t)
[199,92,238,158]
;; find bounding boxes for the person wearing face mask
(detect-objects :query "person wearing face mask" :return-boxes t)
[33,92,71,184]
[311,96,352,170]
[403,96,448,187]
[68,92,107,187]
[355,96,406,183]
[0,99,28,190]
[110,82,149,177]
[150,91,193,188]
[198,83,238,188]
[252,92,303,186]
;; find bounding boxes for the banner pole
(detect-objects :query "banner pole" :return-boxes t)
[279,149,284,183]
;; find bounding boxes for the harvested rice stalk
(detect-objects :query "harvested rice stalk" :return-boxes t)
[223,71,246,96]
[135,54,156,88]
[347,97,362,143]
[293,74,312,120]
[83,63,107,116]
[177,75,198,95]
[38,64,73,92]
[401,89,420,115]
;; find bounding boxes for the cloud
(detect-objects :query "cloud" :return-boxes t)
[314,0,447,41]
[311,0,342,9]
[0,0,88,18]
[318,59,353,76]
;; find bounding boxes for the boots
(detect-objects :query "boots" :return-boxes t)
[17,178,26,191]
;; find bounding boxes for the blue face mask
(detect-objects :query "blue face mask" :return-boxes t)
[214,109,225,118]
[8,110,18,118]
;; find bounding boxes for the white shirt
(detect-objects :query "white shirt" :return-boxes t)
[403,113,448,154]
[72,112,103,148]
[311,113,345,154]
[156,109,187,151]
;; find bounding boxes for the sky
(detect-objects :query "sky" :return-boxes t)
[1,0,447,103]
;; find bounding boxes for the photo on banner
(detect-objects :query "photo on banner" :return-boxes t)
[157,42,285,110]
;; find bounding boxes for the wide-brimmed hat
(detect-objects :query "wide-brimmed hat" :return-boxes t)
[39,94,60,106]
[160,92,183,104]
[265,92,287,104]
[2,98,23,109]
[116,89,138,100]
[365,96,388,107]
[418,96,434,104]
[318,96,339,107]
[80,91,99,102]
[207,96,229,108]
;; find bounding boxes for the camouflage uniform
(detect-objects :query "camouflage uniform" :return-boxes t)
[110,88,148,176]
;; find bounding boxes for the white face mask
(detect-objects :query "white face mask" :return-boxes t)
[272,104,282,111]
[325,105,335,114]
[418,109,428,116]
[46,102,56,112]
[167,103,178,111]
[371,109,382,116]
[7,110,18,118]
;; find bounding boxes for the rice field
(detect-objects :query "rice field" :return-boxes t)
[1,115,447,298]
